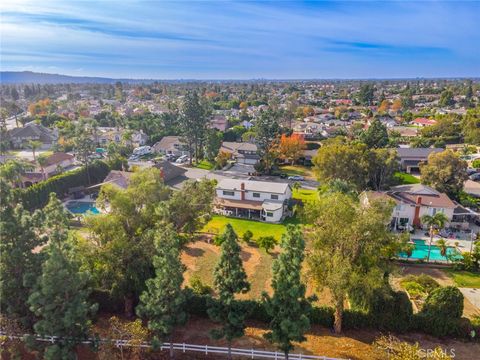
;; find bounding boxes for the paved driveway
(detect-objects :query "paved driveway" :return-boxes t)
[459,288,480,310]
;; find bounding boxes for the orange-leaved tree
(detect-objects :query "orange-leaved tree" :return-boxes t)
[278,134,306,165]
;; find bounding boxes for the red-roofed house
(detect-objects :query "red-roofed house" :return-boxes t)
[412,118,437,127]
[22,152,75,187]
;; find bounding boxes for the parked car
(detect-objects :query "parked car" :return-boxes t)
[175,155,189,163]
[288,175,304,181]
[469,173,480,181]
[467,168,478,176]
[279,173,288,179]
[132,145,152,156]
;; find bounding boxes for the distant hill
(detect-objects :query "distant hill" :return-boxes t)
[0,71,158,84]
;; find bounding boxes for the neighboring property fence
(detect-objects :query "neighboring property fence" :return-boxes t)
[0,331,347,360]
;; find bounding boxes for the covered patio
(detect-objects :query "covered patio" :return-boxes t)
[214,198,265,221]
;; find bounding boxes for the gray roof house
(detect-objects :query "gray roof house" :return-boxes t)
[8,123,57,149]
[396,147,443,173]
[220,141,259,165]
[152,136,189,156]
[152,160,187,182]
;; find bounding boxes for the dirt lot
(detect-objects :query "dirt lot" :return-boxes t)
[182,239,334,305]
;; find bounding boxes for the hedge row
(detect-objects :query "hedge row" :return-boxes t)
[15,161,110,211]
[92,288,474,339]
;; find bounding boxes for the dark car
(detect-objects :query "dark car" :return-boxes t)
[470,173,480,181]
[279,173,288,179]
[467,168,478,176]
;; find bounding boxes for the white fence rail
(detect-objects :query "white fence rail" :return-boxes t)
[0,331,347,360]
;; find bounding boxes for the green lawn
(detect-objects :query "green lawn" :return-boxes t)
[394,171,420,185]
[446,270,480,288]
[293,188,318,202]
[279,165,314,179]
[195,160,215,170]
[202,215,300,241]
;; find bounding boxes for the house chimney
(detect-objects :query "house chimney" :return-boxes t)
[240,182,245,200]
[413,196,422,227]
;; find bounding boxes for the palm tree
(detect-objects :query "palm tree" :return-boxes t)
[421,212,449,262]
[36,154,49,180]
[27,140,42,161]
[436,239,448,262]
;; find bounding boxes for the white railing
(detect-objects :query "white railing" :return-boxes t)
[0,331,347,360]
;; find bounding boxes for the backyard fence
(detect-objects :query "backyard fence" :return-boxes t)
[0,331,347,360]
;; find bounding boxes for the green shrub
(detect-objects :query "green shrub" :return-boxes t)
[400,274,439,299]
[189,274,212,295]
[369,290,413,332]
[310,306,334,328]
[242,230,253,243]
[15,160,110,210]
[414,274,441,293]
[402,281,427,300]
[256,236,276,253]
[418,286,464,337]
[213,234,224,246]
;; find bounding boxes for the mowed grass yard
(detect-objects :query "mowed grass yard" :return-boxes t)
[293,188,318,202]
[202,215,303,241]
[446,270,480,288]
[279,165,315,179]
[194,159,215,170]
[393,171,420,185]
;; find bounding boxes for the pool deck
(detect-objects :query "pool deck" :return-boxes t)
[408,230,476,254]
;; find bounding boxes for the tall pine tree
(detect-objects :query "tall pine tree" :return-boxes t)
[0,180,45,329]
[263,225,311,360]
[208,224,250,360]
[136,225,187,359]
[28,194,97,360]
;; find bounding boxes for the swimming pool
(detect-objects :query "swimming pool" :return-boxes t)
[398,239,462,261]
[65,201,100,215]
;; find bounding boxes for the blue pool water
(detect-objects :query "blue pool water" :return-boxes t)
[398,239,462,261]
[66,201,100,215]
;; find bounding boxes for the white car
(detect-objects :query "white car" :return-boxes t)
[288,175,304,181]
[175,155,188,163]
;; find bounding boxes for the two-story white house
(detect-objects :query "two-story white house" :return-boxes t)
[215,179,292,222]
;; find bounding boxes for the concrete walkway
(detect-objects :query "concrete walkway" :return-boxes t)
[460,288,480,310]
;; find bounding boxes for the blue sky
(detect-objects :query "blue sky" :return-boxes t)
[1,0,479,79]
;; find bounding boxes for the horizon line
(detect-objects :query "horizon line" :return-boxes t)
[2,70,480,82]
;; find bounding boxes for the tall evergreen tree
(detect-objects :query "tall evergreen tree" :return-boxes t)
[0,180,45,328]
[137,225,187,359]
[208,224,250,360]
[28,194,97,360]
[179,91,210,165]
[263,225,311,360]
[361,118,389,149]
